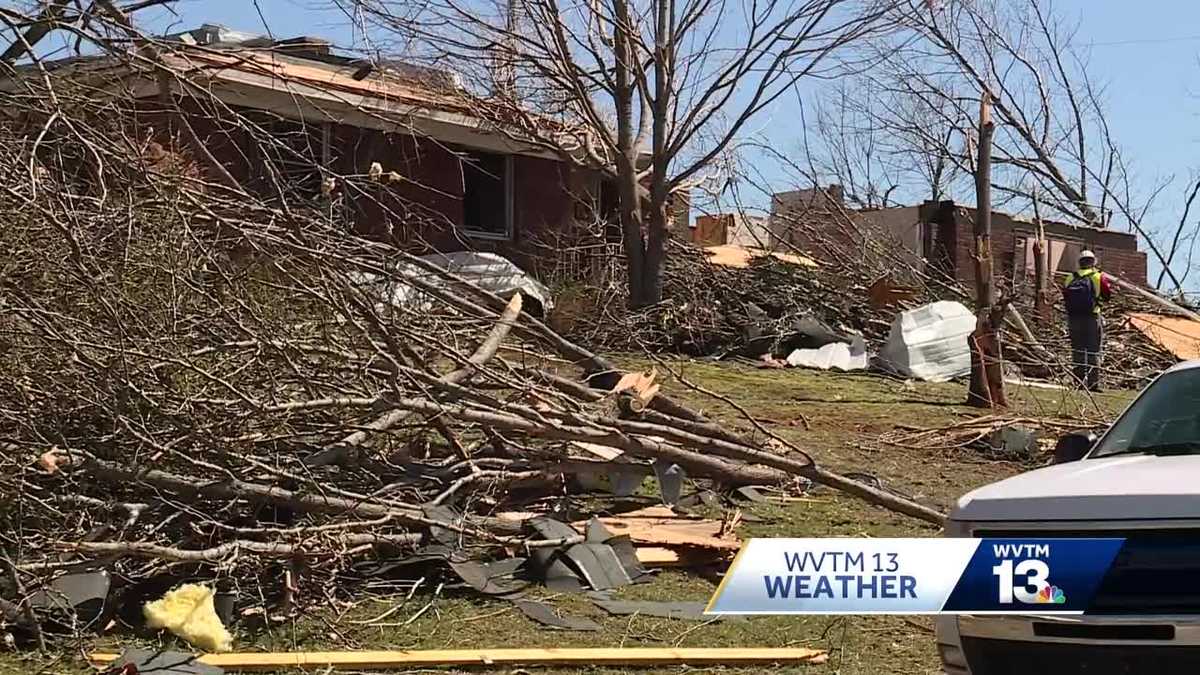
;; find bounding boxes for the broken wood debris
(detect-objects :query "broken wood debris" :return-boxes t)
[880,415,1102,460]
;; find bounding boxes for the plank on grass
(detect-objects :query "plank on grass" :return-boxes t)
[91,647,827,670]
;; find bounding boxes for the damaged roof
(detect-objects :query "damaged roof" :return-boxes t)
[1127,313,1200,361]
[1,24,549,157]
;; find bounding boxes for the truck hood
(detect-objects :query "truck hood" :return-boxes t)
[953,454,1200,522]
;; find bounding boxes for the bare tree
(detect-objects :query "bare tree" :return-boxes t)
[799,75,967,208]
[345,0,891,306]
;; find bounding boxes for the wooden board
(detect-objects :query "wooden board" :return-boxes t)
[91,647,827,670]
[581,506,740,551]
[1128,312,1200,361]
[495,506,741,554]
[635,546,731,567]
[703,245,817,269]
[592,516,738,550]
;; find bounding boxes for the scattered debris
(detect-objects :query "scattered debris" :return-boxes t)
[511,600,601,631]
[143,585,234,653]
[882,415,1098,460]
[1127,313,1200,361]
[447,558,528,596]
[867,276,920,310]
[27,571,110,630]
[576,506,741,551]
[633,547,729,568]
[977,425,1041,461]
[786,341,868,371]
[354,250,554,314]
[878,301,976,382]
[703,245,818,269]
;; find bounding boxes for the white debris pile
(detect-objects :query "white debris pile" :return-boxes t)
[877,301,976,382]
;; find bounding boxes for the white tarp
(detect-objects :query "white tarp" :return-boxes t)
[351,251,553,311]
[786,342,869,371]
[878,301,976,382]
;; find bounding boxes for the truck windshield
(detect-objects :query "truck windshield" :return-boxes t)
[1091,368,1200,458]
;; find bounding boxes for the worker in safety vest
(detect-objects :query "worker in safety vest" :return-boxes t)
[1061,250,1114,391]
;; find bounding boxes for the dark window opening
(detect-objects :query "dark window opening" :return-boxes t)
[241,110,326,199]
[599,178,620,242]
[462,151,511,238]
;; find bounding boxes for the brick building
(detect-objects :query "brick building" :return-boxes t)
[916,200,1147,287]
[769,187,1148,288]
[7,24,688,272]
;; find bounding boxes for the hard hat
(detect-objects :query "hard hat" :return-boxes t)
[1079,249,1096,261]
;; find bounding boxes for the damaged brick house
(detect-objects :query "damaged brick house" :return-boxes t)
[6,24,687,271]
[770,186,1148,288]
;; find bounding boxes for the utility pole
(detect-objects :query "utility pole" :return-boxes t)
[967,93,1008,408]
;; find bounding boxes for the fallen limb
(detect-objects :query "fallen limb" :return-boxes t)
[357,394,945,523]
[59,534,424,562]
[1112,275,1200,323]
[353,292,524,444]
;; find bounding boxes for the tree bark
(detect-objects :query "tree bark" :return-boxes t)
[967,94,1007,408]
[1032,192,1051,320]
[635,0,673,308]
[611,0,648,307]
[640,197,668,305]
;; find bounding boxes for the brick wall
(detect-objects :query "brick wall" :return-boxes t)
[855,205,924,272]
[173,107,578,271]
[937,204,1147,288]
[768,186,850,256]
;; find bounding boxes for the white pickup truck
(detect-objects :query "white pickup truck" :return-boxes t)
[937,360,1200,674]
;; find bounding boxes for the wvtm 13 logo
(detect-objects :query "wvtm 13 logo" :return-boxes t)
[991,543,1066,605]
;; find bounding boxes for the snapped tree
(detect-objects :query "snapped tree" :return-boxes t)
[346,0,890,306]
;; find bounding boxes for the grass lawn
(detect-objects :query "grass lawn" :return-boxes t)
[0,360,1137,675]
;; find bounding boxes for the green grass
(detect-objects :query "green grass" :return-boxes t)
[0,361,1137,675]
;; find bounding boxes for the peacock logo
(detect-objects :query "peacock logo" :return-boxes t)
[1035,585,1066,604]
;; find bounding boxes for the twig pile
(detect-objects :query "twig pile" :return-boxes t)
[559,239,934,357]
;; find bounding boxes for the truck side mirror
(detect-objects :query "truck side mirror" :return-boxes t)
[1054,432,1097,464]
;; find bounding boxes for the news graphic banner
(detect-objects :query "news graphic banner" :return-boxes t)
[705,538,1124,615]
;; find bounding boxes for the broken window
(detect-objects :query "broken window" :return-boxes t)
[240,110,327,199]
[461,151,512,239]
[1013,232,1084,286]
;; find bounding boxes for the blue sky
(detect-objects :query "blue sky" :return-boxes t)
[25,0,1200,289]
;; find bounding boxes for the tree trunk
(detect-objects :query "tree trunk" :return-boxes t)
[618,160,647,306]
[1032,192,1051,320]
[612,0,647,307]
[640,198,667,305]
[967,94,1007,408]
[630,0,673,309]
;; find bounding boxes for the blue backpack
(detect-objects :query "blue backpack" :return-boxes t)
[1064,272,1097,316]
